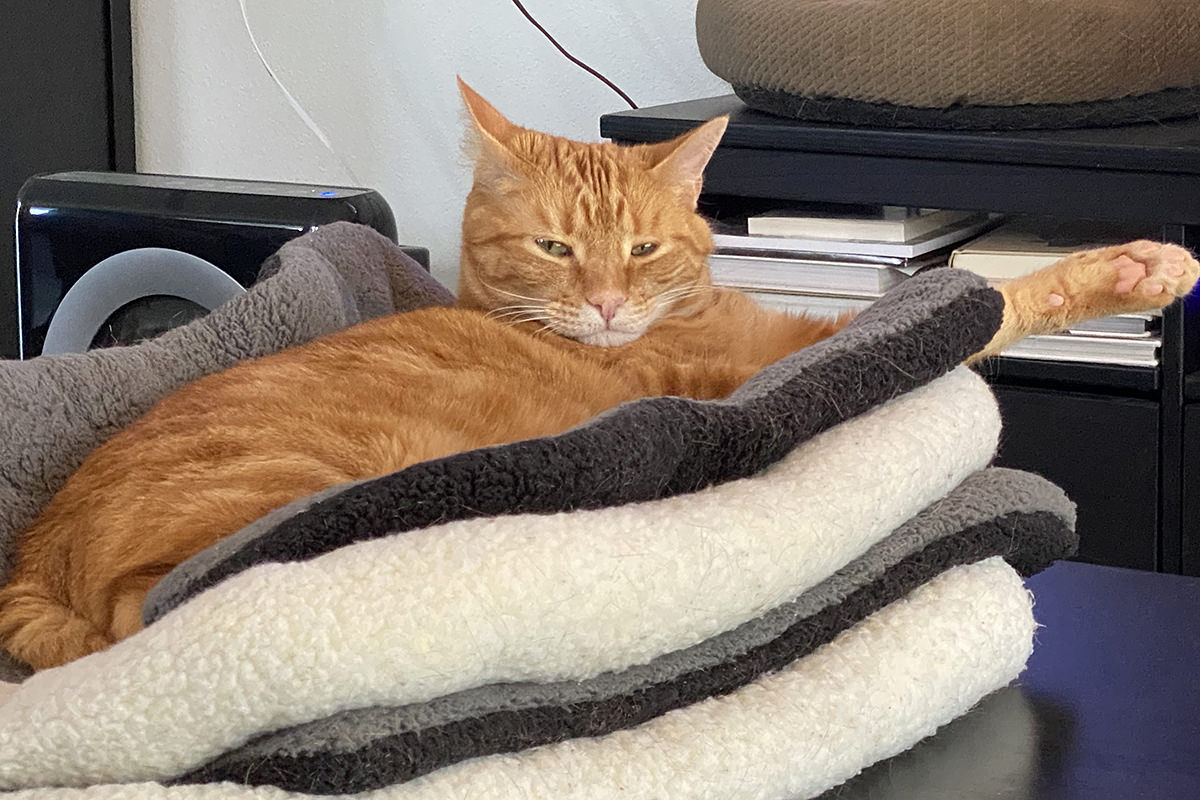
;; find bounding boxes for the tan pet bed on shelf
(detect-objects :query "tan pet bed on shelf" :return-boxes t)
[696,0,1200,128]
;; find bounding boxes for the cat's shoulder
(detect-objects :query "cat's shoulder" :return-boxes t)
[324,304,558,359]
[335,304,500,338]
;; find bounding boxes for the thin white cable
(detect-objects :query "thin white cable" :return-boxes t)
[237,0,363,185]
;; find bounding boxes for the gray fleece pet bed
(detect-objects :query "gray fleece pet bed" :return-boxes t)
[177,467,1074,794]
[0,223,1076,800]
[0,224,453,682]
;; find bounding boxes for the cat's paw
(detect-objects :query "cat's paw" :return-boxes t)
[1109,240,1198,303]
[1047,240,1199,315]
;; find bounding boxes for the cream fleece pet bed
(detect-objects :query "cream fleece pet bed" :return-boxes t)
[0,558,1034,800]
[0,224,1076,798]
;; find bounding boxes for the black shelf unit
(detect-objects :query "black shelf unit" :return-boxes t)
[1,0,134,359]
[602,95,1200,575]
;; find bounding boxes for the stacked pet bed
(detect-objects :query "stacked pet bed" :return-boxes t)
[0,223,1076,799]
[696,0,1200,128]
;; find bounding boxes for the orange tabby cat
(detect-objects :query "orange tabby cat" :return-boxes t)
[0,79,1195,671]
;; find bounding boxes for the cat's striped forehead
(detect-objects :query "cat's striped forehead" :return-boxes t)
[505,132,663,234]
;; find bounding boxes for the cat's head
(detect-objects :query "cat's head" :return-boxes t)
[456,79,727,346]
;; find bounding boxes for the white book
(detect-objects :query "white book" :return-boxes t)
[950,218,1160,281]
[713,213,997,260]
[747,206,976,243]
[741,290,878,320]
[1066,312,1158,339]
[707,252,907,295]
[1002,334,1160,367]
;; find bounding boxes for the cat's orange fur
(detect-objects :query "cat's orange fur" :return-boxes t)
[0,79,1195,671]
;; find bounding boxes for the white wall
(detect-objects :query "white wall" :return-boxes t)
[131,0,731,288]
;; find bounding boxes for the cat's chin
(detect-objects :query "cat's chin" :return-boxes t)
[574,330,643,347]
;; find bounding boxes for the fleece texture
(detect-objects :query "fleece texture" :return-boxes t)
[179,468,1076,793]
[696,0,1200,127]
[733,84,1200,131]
[0,224,452,681]
[0,223,451,590]
[0,222,1068,800]
[144,266,1003,622]
[0,558,1036,800]
[0,367,1001,790]
[830,684,1045,798]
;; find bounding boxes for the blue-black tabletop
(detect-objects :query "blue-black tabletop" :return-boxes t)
[819,560,1200,799]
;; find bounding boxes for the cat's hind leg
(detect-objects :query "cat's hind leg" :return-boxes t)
[0,580,113,671]
[107,570,166,642]
[969,240,1199,362]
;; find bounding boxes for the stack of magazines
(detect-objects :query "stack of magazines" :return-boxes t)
[948,218,1163,368]
[707,204,997,320]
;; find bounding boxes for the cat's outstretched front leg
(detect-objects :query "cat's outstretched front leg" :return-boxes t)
[968,240,1200,363]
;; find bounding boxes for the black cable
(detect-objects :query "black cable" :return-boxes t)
[509,0,638,109]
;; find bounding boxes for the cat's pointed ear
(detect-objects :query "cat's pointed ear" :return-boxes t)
[645,116,729,208]
[458,77,521,145]
[458,77,523,191]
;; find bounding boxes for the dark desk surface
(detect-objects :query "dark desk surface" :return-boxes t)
[819,560,1200,799]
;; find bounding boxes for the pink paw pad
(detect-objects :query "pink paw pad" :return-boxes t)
[1047,293,1065,307]
[1161,248,1189,277]
[1113,255,1148,295]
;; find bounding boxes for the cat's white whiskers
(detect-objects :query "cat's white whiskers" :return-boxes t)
[486,304,549,321]
[657,284,713,304]
[501,314,553,326]
[491,302,545,310]
[655,292,707,310]
[489,304,555,328]
[650,284,716,322]
[480,280,548,304]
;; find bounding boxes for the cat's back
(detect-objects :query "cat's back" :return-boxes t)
[161,305,631,418]
[63,305,644,498]
[11,305,646,630]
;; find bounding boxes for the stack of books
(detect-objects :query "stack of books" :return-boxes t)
[948,218,1162,367]
[707,204,997,320]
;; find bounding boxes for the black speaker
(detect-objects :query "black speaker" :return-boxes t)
[11,171,416,359]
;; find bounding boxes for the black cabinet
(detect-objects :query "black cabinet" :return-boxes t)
[994,387,1160,570]
[602,96,1200,574]
[0,0,133,359]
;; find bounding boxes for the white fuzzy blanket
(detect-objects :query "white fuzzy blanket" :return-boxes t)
[0,368,1000,795]
[1,557,1032,799]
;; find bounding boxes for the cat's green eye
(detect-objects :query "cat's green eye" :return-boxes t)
[631,242,658,257]
[535,238,572,257]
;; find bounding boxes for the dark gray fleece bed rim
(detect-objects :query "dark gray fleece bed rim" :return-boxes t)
[144,272,1003,624]
[176,507,1075,794]
[734,84,1200,130]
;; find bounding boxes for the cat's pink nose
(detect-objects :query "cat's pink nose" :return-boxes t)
[589,292,626,324]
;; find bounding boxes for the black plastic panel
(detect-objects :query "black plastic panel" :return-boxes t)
[14,173,398,358]
[993,386,1159,570]
[0,1,132,359]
